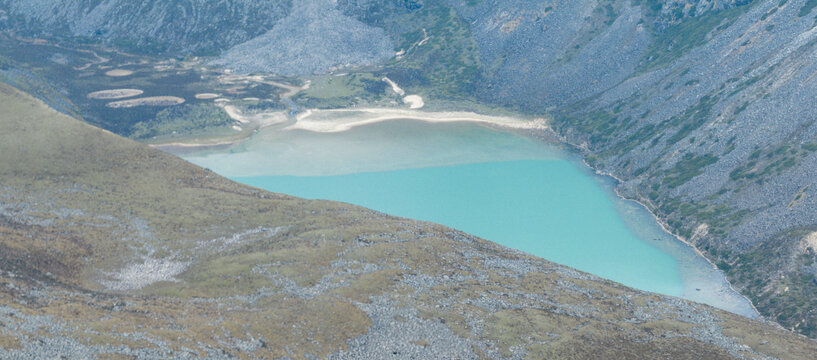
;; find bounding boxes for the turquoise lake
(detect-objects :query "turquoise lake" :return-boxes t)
[235,160,682,294]
[179,118,758,318]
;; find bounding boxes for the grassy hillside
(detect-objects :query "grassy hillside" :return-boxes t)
[1,84,816,358]
[4,0,817,346]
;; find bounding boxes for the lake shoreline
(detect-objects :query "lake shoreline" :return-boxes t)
[167,105,760,318]
[542,126,762,319]
[153,106,548,152]
[285,108,548,133]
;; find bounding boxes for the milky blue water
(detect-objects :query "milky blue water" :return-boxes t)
[179,119,758,317]
[235,160,684,295]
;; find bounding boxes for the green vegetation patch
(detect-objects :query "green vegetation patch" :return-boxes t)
[558,0,620,63]
[129,103,234,140]
[297,3,483,106]
[729,144,811,185]
[296,72,389,108]
[799,0,817,17]
[380,3,482,100]
[640,4,754,71]
[658,199,747,239]
[665,94,719,144]
[726,229,817,337]
[0,55,11,69]
[661,153,719,189]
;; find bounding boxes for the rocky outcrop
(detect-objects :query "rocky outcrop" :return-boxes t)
[213,0,394,75]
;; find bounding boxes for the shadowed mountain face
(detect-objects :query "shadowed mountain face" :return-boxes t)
[3,0,817,340]
[1,81,816,359]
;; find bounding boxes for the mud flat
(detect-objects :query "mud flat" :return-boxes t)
[105,69,134,77]
[107,96,185,108]
[87,89,144,100]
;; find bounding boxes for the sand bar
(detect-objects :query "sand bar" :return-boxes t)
[287,108,547,133]
[87,89,144,100]
[222,105,288,126]
[107,96,185,108]
[105,69,134,77]
[195,93,221,100]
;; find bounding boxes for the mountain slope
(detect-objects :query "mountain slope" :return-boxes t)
[544,0,817,337]
[4,0,817,339]
[2,84,816,358]
[0,0,397,74]
[0,0,290,55]
[212,0,394,75]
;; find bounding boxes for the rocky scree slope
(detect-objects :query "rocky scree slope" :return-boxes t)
[211,0,394,76]
[2,84,817,358]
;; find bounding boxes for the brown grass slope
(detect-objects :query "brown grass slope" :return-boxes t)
[0,82,814,359]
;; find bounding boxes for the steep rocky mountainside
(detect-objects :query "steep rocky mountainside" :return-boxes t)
[0,0,290,55]
[0,0,398,75]
[212,0,394,76]
[545,0,817,337]
[3,0,817,340]
[5,82,817,358]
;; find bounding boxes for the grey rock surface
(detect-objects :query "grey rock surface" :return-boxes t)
[0,0,291,54]
[213,0,394,75]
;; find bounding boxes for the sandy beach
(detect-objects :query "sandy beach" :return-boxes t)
[153,103,546,151]
[286,108,548,133]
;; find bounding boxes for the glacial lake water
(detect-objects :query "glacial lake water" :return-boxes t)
[180,119,759,318]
